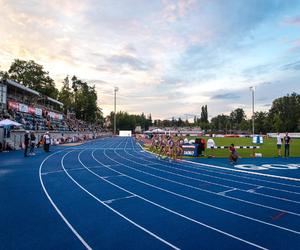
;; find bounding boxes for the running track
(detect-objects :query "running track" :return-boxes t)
[1,137,300,249]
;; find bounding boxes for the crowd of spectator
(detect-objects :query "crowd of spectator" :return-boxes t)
[0,108,102,133]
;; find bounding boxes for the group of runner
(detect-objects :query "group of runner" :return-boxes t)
[150,134,238,164]
[150,134,184,161]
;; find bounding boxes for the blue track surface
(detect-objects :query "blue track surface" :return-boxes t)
[1,137,300,249]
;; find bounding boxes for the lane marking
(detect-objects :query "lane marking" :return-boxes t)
[272,212,287,221]
[103,195,137,204]
[127,143,300,212]
[89,150,267,250]
[129,147,300,192]
[62,150,180,250]
[108,148,300,234]
[39,150,92,250]
[182,160,300,182]
[88,165,105,169]
[102,174,124,179]
[218,188,237,196]
[247,186,264,193]
[136,144,300,185]
[120,149,300,204]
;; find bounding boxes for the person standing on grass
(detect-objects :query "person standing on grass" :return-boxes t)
[24,131,30,157]
[284,132,291,158]
[276,132,282,157]
[29,131,36,155]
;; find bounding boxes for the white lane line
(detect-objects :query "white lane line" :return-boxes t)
[136,144,300,188]
[41,169,64,175]
[176,162,300,189]
[102,174,124,179]
[104,164,122,167]
[123,148,300,216]
[103,195,137,204]
[39,150,92,250]
[87,166,105,170]
[106,149,300,235]
[183,160,300,182]
[218,188,237,196]
[247,186,264,193]
[42,167,89,175]
[126,148,300,195]
[74,147,131,150]
[90,151,271,250]
[62,150,180,250]
[119,149,300,205]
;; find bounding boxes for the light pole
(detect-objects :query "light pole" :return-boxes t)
[114,87,118,135]
[250,86,255,136]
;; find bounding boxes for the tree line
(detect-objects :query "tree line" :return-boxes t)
[209,93,300,133]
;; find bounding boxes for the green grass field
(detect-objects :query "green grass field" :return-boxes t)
[188,136,300,158]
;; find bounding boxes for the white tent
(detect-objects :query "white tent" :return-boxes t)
[0,119,22,127]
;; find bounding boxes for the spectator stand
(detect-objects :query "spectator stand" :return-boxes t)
[0,79,105,151]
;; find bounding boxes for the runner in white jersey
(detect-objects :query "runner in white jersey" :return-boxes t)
[276,132,282,157]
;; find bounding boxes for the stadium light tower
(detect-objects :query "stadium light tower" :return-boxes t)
[114,86,118,135]
[250,86,255,136]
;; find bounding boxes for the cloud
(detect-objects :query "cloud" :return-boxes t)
[242,64,276,78]
[211,93,241,100]
[105,54,150,71]
[281,60,300,71]
[283,16,300,26]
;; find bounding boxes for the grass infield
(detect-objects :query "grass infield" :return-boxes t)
[188,136,300,158]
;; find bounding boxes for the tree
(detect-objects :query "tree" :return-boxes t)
[210,114,230,132]
[268,93,300,132]
[253,111,270,134]
[95,107,104,126]
[200,105,208,123]
[230,108,246,130]
[58,76,74,114]
[68,75,99,123]
[0,70,8,80]
[7,59,59,98]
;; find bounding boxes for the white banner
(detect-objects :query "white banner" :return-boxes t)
[0,83,7,104]
[35,108,42,116]
[19,103,28,113]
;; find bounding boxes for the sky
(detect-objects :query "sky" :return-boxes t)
[0,0,300,121]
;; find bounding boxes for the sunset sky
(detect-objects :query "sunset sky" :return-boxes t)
[1,0,300,120]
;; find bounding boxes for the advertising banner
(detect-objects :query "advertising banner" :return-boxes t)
[28,106,35,115]
[8,101,19,110]
[35,108,42,116]
[182,144,198,157]
[19,103,28,113]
